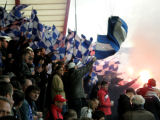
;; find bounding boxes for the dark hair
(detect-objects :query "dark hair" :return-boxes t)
[13,90,25,106]
[0,116,20,120]
[55,65,63,72]
[10,77,22,90]
[25,85,40,96]
[63,109,77,120]
[0,82,13,97]
[101,81,108,86]
[126,88,136,95]
[92,110,105,120]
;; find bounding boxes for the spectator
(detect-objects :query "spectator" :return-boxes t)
[144,88,160,120]
[0,116,20,120]
[122,95,155,120]
[25,85,42,120]
[97,81,113,120]
[0,74,10,82]
[90,81,101,99]
[63,109,77,120]
[80,98,99,118]
[19,79,33,120]
[0,82,14,106]
[0,96,11,117]
[118,88,136,119]
[13,90,25,120]
[92,110,105,120]
[66,57,96,118]
[45,94,67,120]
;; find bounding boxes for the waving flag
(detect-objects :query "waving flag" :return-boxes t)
[95,16,128,59]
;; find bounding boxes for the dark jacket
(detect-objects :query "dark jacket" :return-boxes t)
[118,94,132,119]
[66,60,94,99]
[144,95,160,120]
[122,107,155,120]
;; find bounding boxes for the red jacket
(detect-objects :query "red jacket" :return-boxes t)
[97,88,112,115]
[45,104,63,120]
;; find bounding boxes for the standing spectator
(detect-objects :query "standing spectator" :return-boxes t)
[45,94,67,120]
[122,95,155,120]
[51,65,67,114]
[144,88,160,120]
[97,81,113,120]
[90,81,101,99]
[0,96,12,117]
[118,88,136,119]
[66,57,96,118]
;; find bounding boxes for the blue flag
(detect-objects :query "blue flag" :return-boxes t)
[95,16,128,59]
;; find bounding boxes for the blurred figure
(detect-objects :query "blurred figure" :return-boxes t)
[0,96,11,117]
[97,81,113,120]
[92,110,105,120]
[13,90,25,120]
[80,98,99,118]
[45,94,67,120]
[122,95,155,120]
[118,88,136,119]
[144,88,160,120]
[137,78,156,97]
[90,81,101,99]
[63,109,77,120]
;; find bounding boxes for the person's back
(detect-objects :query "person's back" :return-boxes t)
[122,109,155,120]
[122,95,155,120]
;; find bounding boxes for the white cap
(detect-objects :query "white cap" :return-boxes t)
[68,62,76,69]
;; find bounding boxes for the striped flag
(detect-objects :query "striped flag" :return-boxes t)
[95,16,128,59]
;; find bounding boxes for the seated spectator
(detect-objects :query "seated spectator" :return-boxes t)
[13,90,25,120]
[45,94,67,120]
[122,95,155,120]
[92,110,105,120]
[0,96,11,117]
[63,109,77,120]
[118,88,136,119]
[10,77,22,90]
[25,85,42,120]
[80,98,99,118]
[0,74,10,82]
[0,82,14,106]
[19,79,33,120]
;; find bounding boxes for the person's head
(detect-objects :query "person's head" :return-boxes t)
[96,81,101,89]
[0,82,14,106]
[63,109,77,120]
[101,81,108,91]
[147,78,156,87]
[40,48,46,56]
[10,77,22,90]
[92,110,105,120]
[0,96,11,117]
[131,95,145,108]
[54,95,67,109]
[25,85,40,102]
[21,78,32,92]
[22,51,30,63]
[55,65,64,76]
[13,90,24,109]
[89,98,99,111]
[125,88,136,99]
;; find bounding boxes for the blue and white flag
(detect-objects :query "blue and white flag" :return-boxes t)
[95,16,128,59]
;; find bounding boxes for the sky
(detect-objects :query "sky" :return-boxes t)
[68,0,160,87]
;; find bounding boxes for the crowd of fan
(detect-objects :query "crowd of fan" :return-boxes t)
[0,37,160,120]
